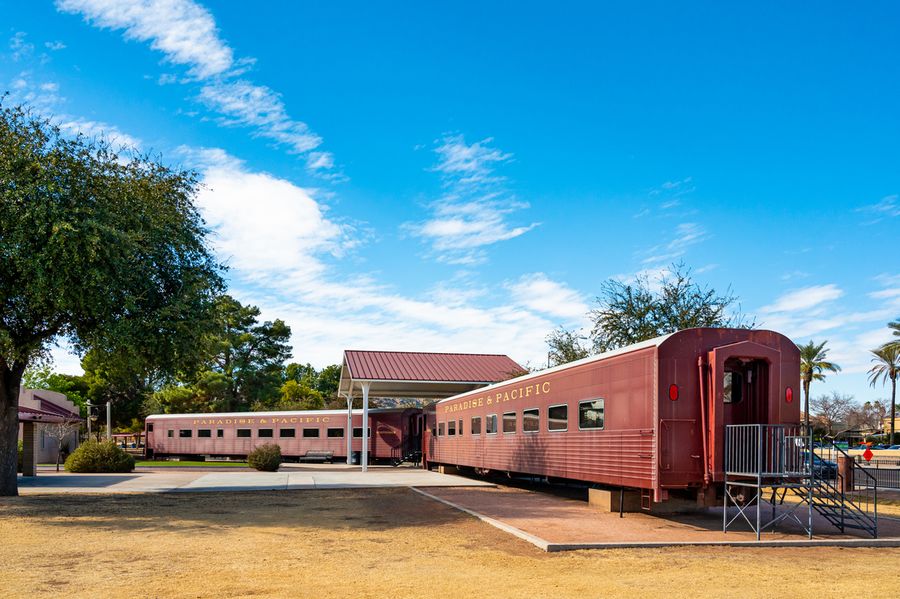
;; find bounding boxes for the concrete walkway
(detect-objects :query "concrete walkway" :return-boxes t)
[16,467,493,494]
[415,486,900,551]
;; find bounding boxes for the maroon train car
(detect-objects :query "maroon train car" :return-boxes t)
[146,407,421,463]
[425,328,800,503]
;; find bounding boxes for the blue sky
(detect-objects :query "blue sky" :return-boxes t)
[2,1,898,405]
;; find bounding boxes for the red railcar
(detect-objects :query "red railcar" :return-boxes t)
[425,328,800,502]
[145,408,421,463]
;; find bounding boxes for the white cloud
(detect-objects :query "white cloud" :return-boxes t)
[45,40,67,51]
[57,0,333,176]
[179,148,570,368]
[56,0,234,78]
[760,284,844,314]
[858,194,900,222]
[408,135,538,264]
[640,222,707,265]
[58,118,142,150]
[9,32,34,61]
[198,80,322,154]
[506,273,589,322]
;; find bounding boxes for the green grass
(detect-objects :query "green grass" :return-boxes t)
[135,460,249,468]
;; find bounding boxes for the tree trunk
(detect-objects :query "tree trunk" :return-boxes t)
[0,362,26,496]
[803,380,811,436]
[56,438,62,472]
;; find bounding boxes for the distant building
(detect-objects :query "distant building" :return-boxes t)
[18,388,82,465]
[883,415,899,438]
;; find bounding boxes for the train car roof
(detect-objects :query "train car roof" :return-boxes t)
[434,332,675,405]
[434,327,790,406]
[145,408,411,420]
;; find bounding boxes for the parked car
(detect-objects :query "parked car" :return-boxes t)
[887,445,900,450]
[801,452,838,479]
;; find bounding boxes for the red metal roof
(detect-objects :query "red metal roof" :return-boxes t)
[18,405,82,422]
[344,350,524,383]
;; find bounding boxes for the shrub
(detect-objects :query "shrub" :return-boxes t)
[17,440,23,473]
[248,443,282,472]
[64,440,136,473]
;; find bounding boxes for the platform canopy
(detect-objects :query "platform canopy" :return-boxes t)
[337,349,524,473]
[338,350,525,400]
[17,404,82,423]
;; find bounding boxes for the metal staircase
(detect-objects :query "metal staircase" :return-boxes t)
[723,424,878,539]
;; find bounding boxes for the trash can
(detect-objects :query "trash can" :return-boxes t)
[350,451,361,465]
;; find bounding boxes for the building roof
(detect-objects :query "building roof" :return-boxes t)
[339,350,525,399]
[18,405,82,423]
[344,350,524,383]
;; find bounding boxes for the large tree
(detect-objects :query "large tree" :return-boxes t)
[810,391,854,437]
[546,327,591,367]
[868,343,900,443]
[798,340,841,435]
[589,263,752,353]
[0,103,222,495]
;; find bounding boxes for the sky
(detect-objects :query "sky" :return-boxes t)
[2,1,898,405]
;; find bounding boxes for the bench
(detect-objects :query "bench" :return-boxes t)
[298,450,334,463]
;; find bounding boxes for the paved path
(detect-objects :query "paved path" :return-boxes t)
[17,467,493,494]
[415,486,900,551]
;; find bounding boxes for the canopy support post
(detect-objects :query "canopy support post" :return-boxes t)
[361,381,371,473]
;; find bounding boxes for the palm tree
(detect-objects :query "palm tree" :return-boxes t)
[798,340,841,435]
[888,319,900,350]
[869,344,900,443]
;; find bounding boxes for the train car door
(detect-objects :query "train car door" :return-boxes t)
[722,358,769,426]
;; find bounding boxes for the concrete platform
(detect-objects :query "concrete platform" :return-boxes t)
[16,468,493,494]
[414,486,900,551]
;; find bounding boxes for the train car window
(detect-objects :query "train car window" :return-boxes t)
[302,428,319,438]
[178,429,192,438]
[147,424,154,432]
[217,429,224,438]
[724,372,743,404]
[471,417,482,435]
[197,429,212,438]
[236,429,251,438]
[280,428,296,438]
[523,408,539,433]
[458,419,463,436]
[486,414,498,435]
[437,422,445,437]
[258,429,274,438]
[167,430,174,438]
[502,412,516,434]
[353,427,372,438]
[327,428,344,438]
[448,421,456,436]
[578,399,605,430]
[548,404,568,431]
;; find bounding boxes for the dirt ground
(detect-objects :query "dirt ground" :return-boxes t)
[2,489,899,598]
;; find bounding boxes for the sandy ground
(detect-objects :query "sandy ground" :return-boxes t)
[2,489,899,598]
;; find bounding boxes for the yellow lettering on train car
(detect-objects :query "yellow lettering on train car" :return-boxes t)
[542,382,551,394]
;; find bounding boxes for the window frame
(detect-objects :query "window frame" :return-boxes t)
[447,420,456,436]
[147,423,154,432]
[280,428,296,438]
[216,429,224,438]
[302,428,320,438]
[197,429,212,438]
[458,418,463,436]
[578,398,605,431]
[236,428,252,438]
[547,403,568,432]
[437,422,445,437]
[167,430,174,438]
[486,414,498,435]
[178,429,193,438]
[502,411,517,434]
[471,416,482,436]
[327,427,345,438]
[523,407,540,433]
[258,428,274,438]
[352,427,372,438]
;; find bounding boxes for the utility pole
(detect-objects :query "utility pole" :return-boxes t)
[85,401,93,439]
[106,401,112,442]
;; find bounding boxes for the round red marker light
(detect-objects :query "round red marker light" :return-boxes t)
[785,387,793,403]
[668,384,679,401]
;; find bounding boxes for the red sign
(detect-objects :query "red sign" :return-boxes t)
[863,448,874,462]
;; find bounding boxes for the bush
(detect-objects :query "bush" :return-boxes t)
[248,443,282,472]
[17,440,23,473]
[64,440,136,473]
